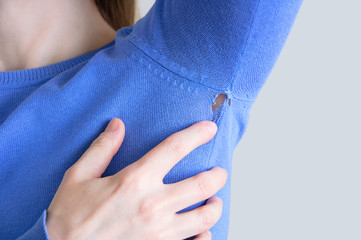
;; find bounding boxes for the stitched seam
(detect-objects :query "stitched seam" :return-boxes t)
[127,38,216,90]
[126,37,255,103]
[128,48,221,106]
[205,95,229,171]
[228,0,261,95]
[128,35,208,84]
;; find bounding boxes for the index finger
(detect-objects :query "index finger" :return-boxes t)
[129,120,217,182]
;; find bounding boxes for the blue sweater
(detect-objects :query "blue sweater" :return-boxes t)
[0,1,303,239]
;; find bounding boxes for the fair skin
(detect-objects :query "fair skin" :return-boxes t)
[0,0,116,71]
[1,1,227,239]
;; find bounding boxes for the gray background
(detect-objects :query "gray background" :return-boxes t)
[137,1,361,239]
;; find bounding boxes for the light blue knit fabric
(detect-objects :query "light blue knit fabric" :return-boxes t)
[0,1,303,239]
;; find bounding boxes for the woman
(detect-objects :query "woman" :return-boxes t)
[0,0,303,239]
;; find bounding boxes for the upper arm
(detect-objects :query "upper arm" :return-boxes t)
[128,0,303,100]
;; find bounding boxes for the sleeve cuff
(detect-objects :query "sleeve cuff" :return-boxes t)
[17,210,50,240]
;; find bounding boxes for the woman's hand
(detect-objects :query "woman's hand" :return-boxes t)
[46,118,227,240]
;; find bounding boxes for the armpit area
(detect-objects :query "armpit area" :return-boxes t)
[212,93,230,111]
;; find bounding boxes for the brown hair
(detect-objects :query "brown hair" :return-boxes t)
[95,0,136,30]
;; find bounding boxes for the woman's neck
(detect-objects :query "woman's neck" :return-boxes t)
[0,0,116,72]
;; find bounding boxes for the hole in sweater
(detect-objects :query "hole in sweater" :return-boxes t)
[212,93,230,111]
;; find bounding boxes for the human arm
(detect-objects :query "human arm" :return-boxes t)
[128,0,303,100]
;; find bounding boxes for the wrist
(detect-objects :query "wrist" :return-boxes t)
[45,211,68,240]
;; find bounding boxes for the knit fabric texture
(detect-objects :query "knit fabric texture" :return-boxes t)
[0,0,303,239]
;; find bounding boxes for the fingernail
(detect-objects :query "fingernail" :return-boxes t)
[105,118,119,132]
[206,196,221,204]
[207,122,217,135]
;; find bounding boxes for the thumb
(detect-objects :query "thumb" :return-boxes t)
[67,118,125,181]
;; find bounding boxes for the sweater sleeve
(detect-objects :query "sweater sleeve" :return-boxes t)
[127,0,303,101]
[16,210,49,240]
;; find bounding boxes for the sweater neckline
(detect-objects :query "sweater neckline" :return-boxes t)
[0,39,115,89]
